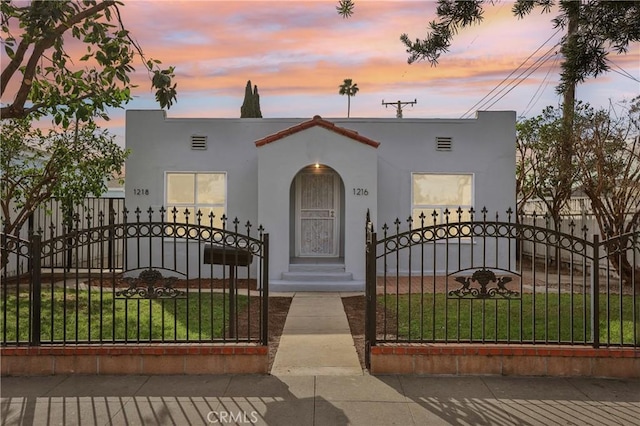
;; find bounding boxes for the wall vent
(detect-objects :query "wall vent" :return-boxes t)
[191,135,208,150]
[436,136,452,151]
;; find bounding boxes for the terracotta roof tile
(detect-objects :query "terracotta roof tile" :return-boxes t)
[255,115,380,148]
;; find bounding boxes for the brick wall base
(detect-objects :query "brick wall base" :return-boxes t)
[0,345,269,376]
[370,344,640,378]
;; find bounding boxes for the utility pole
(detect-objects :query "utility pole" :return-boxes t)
[382,99,417,118]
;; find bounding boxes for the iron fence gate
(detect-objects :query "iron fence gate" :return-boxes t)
[365,209,639,367]
[1,206,269,346]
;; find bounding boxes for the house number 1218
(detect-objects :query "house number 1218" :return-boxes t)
[353,188,369,196]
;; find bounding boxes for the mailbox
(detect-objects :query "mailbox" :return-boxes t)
[203,245,252,266]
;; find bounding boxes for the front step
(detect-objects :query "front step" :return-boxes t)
[288,263,345,273]
[272,263,363,292]
[281,271,353,282]
[270,279,364,292]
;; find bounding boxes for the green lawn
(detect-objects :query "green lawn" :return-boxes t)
[1,288,249,343]
[379,293,638,345]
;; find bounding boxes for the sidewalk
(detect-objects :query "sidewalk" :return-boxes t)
[2,374,638,425]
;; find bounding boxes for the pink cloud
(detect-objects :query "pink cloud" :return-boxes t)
[2,0,637,125]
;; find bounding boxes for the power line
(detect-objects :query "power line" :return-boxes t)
[482,44,559,112]
[521,53,560,118]
[608,60,640,83]
[460,28,562,118]
[461,42,560,118]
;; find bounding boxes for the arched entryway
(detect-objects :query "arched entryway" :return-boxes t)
[290,164,345,261]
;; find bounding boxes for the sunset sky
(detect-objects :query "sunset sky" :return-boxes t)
[6,1,640,144]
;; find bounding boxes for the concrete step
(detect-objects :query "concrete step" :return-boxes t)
[288,263,346,273]
[281,271,353,282]
[270,280,365,292]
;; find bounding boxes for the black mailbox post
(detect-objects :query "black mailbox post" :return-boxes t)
[203,245,252,338]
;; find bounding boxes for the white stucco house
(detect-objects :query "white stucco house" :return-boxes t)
[125,110,516,291]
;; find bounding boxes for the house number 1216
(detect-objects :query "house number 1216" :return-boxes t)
[353,188,369,196]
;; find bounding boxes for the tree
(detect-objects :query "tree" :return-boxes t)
[1,0,177,125]
[338,1,639,94]
[1,118,128,237]
[252,85,262,118]
[0,1,176,266]
[338,0,640,207]
[338,78,359,118]
[240,80,262,118]
[336,0,355,18]
[518,98,640,283]
[516,105,579,234]
[515,128,536,218]
[574,97,640,285]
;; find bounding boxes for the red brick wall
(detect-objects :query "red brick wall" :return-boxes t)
[370,344,640,378]
[1,345,268,376]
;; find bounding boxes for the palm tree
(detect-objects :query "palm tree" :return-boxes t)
[338,78,359,118]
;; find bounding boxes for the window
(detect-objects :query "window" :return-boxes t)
[412,173,473,224]
[166,172,226,226]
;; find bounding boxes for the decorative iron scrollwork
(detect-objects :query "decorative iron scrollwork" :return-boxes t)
[116,269,186,299]
[449,269,519,299]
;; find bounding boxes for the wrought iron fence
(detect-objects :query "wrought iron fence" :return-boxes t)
[4,197,127,271]
[365,208,639,352]
[1,206,269,346]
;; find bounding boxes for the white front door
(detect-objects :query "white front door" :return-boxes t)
[295,169,340,257]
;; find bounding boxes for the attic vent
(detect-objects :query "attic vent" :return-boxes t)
[191,135,207,150]
[435,136,452,151]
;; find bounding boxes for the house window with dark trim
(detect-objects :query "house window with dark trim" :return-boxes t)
[165,172,226,226]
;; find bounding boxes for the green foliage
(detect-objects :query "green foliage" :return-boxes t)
[518,97,640,284]
[336,0,355,18]
[515,102,594,224]
[1,0,177,123]
[399,0,486,65]
[574,96,640,237]
[240,80,263,118]
[0,118,128,235]
[338,78,359,118]
[518,97,640,230]
[0,1,177,240]
[338,0,640,95]
[404,0,639,94]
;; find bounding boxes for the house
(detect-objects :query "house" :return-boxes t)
[125,110,516,291]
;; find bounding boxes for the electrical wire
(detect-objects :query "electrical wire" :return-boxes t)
[521,52,560,118]
[461,42,560,118]
[460,27,562,118]
[608,60,640,83]
[482,44,559,112]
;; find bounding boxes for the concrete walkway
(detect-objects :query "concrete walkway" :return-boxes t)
[2,374,638,425]
[271,292,362,376]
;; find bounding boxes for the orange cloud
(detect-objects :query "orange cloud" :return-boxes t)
[2,0,637,124]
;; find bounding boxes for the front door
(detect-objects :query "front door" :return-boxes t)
[295,169,340,257]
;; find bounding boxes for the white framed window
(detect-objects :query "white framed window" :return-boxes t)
[412,173,473,225]
[165,172,226,226]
